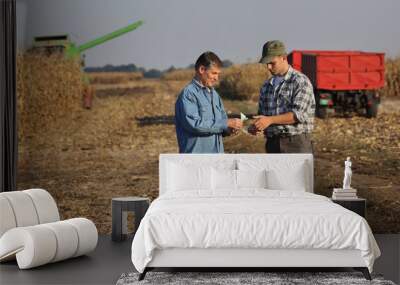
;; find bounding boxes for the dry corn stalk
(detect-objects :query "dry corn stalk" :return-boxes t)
[382,57,400,97]
[161,69,195,81]
[17,52,82,153]
[217,63,271,101]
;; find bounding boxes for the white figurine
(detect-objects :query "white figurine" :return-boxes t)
[343,157,352,189]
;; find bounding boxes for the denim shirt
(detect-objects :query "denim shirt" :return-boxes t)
[175,79,228,153]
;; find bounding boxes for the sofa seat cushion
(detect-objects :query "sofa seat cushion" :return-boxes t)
[0,218,98,269]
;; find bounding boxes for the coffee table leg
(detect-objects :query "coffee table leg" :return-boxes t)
[112,201,122,241]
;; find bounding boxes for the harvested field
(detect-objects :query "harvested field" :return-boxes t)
[88,71,143,84]
[16,57,400,234]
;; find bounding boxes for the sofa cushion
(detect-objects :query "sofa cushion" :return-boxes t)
[0,189,60,239]
[0,189,98,269]
[0,225,57,269]
[24,189,60,224]
[64,218,98,257]
[0,218,97,269]
[42,221,79,262]
[0,196,17,237]
[0,191,39,228]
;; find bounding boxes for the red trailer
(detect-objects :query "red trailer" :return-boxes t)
[288,50,385,118]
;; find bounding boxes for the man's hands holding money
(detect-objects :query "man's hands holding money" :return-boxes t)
[227,118,243,134]
[248,115,273,136]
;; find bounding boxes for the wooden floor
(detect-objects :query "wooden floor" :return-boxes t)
[0,234,399,285]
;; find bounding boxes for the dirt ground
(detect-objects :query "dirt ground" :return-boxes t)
[17,79,400,234]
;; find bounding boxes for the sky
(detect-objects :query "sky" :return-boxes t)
[16,0,400,70]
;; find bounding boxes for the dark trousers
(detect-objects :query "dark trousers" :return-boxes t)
[265,133,313,153]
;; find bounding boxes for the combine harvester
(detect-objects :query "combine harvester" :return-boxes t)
[31,20,143,108]
[32,20,143,58]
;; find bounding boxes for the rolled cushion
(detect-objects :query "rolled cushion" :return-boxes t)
[64,218,98,257]
[42,221,79,262]
[0,196,17,237]
[0,191,39,228]
[0,225,57,269]
[0,218,98,269]
[23,189,60,223]
[0,189,60,239]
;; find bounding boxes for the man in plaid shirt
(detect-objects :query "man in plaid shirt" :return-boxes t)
[249,40,315,153]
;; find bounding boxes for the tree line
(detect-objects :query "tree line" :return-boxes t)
[84,60,233,79]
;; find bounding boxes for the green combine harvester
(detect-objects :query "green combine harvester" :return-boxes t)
[31,20,143,109]
[32,20,143,59]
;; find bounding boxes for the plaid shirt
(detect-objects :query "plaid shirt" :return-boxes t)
[258,66,315,137]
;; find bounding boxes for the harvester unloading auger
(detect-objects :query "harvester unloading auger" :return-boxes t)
[32,20,144,109]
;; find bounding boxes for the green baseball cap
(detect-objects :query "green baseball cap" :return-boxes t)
[259,40,287,64]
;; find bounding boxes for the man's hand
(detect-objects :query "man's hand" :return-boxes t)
[227,118,243,130]
[253,115,273,131]
[248,124,263,136]
[229,127,239,135]
[222,127,239,137]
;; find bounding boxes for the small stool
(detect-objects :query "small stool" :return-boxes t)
[111,197,150,242]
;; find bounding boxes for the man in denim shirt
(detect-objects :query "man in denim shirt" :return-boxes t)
[175,52,242,153]
[249,41,315,153]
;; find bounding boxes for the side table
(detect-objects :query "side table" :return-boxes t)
[332,197,366,218]
[112,197,150,242]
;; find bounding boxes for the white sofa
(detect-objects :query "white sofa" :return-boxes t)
[131,154,379,281]
[0,188,98,269]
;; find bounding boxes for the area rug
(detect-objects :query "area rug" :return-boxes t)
[116,271,396,285]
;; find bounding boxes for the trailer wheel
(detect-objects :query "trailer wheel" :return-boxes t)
[366,99,379,118]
